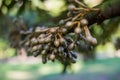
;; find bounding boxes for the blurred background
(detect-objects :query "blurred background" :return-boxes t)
[0,0,120,80]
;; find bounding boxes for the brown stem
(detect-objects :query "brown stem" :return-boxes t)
[85,0,120,25]
[83,25,91,37]
[74,0,88,8]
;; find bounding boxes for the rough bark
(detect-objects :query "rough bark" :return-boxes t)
[85,0,120,26]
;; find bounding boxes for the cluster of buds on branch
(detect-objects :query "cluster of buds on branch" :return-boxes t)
[21,0,99,64]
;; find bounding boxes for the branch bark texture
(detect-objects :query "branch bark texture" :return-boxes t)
[85,0,120,25]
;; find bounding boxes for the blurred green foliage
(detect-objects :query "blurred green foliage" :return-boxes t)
[0,58,120,80]
[0,39,15,58]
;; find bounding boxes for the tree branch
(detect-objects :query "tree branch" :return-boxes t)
[85,0,120,25]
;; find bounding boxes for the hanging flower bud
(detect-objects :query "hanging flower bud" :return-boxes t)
[38,38,45,44]
[63,52,67,57]
[59,37,66,45]
[38,34,45,38]
[42,55,47,64]
[34,27,42,32]
[45,37,51,43]
[91,37,97,45]
[31,46,38,52]
[41,50,46,55]
[65,21,73,28]
[54,39,60,47]
[65,37,73,43]
[68,4,76,11]
[74,26,81,34]
[68,52,72,58]
[70,51,77,58]
[58,47,64,53]
[53,48,58,53]
[33,51,40,57]
[80,19,88,27]
[68,42,75,50]
[61,28,67,34]
[70,57,76,63]
[37,44,43,51]
[24,41,30,46]
[49,54,55,60]
[50,28,56,34]
[67,11,72,17]
[31,37,38,45]
[59,20,65,25]
[44,45,50,51]
[86,36,97,45]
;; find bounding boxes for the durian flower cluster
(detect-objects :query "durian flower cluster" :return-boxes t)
[21,0,98,64]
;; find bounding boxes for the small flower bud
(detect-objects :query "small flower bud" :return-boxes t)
[44,45,50,50]
[50,28,56,34]
[86,36,97,45]
[38,38,45,43]
[54,39,60,47]
[80,19,88,26]
[70,57,76,63]
[33,51,40,57]
[74,27,81,34]
[58,47,64,53]
[90,37,97,45]
[45,37,51,43]
[31,46,38,52]
[42,55,47,64]
[31,37,38,45]
[49,54,55,60]
[65,21,73,28]
[67,11,72,17]
[70,51,77,58]
[41,50,46,55]
[68,4,76,11]
[68,43,75,50]
[53,48,58,53]
[59,20,65,25]
[59,37,66,45]
[61,28,67,34]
